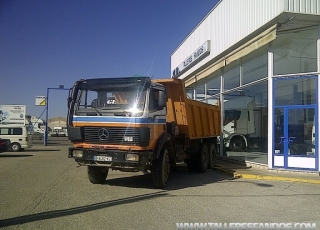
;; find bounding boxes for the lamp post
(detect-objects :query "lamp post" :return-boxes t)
[44,85,70,146]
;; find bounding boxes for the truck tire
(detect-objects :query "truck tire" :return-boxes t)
[11,142,21,152]
[152,146,170,188]
[87,166,109,184]
[194,143,209,173]
[230,137,246,152]
[208,143,217,169]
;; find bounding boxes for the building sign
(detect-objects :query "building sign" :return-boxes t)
[0,105,26,125]
[172,40,211,77]
[36,96,46,106]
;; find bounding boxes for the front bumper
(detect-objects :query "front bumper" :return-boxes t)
[68,147,153,171]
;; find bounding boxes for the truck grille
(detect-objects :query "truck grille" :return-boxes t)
[84,127,139,145]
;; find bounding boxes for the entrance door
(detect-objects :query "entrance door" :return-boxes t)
[273,75,318,171]
[273,105,318,170]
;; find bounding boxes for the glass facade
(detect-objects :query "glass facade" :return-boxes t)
[272,27,318,170]
[273,75,317,169]
[274,77,317,106]
[223,62,240,90]
[274,28,317,75]
[186,27,319,169]
[242,46,268,85]
[189,46,270,164]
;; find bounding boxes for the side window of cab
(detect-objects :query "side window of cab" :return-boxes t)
[149,88,166,112]
[149,89,159,111]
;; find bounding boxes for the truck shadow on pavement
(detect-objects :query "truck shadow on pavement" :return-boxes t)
[105,164,233,190]
[24,149,61,152]
[0,154,33,157]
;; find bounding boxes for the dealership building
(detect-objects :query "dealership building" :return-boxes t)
[171,0,320,171]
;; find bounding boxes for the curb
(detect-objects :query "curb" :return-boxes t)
[214,165,320,185]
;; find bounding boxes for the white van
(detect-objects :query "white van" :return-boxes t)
[0,126,32,152]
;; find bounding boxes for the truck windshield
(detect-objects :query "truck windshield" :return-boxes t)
[75,85,147,117]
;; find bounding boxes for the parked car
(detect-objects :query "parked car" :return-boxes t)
[0,138,11,153]
[0,126,32,152]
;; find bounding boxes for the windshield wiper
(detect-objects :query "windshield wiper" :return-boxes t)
[88,107,102,116]
[101,106,122,110]
[114,111,131,117]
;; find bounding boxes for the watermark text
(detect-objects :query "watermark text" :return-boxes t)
[175,222,317,230]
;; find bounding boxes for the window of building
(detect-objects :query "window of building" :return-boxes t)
[274,28,317,76]
[274,75,317,106]
[242,45,268,85]
[207,72,221,96]
[223,61,240,90]
[222,80,268,164]
[185,87,194,99]
[195,83,206,101]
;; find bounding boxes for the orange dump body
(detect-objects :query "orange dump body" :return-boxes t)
[154,78,221,139]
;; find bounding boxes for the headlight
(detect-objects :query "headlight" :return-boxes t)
[73,150,83,158]
[126,153,139,161]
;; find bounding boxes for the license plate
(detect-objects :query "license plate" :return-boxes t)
[94,156,112,161]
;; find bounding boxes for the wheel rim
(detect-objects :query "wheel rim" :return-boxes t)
[231,138,244,151]
[236,140,244,150]
[12,144,19,151]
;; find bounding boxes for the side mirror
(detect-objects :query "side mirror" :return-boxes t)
[158,91,166,108]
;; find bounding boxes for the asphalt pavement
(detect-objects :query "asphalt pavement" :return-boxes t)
[36,137,320,185]
[1,139,320,230]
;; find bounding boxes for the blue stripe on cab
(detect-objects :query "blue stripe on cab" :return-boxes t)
[73,116,166,124]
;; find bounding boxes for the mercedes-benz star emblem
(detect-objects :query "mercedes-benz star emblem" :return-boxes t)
[98,128,109,141]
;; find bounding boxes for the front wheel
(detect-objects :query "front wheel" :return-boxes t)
[87,166,109,184]
[11,143,21,152]
[152,146,170,188]
[230,137,246,152]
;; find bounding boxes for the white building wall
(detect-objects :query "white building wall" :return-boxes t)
[171,0,320,79]
[286,0,320,13]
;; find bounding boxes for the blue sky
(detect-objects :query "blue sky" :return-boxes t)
[0,0,219,119]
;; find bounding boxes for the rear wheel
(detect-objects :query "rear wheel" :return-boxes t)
[11,143,21,152]
[208,143,217,169]
[152,146,170,188]
[87,166,109,184]
[230,137,246,152]
[194,143,209,173]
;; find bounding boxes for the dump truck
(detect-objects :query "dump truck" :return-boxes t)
[67,76,220,188]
